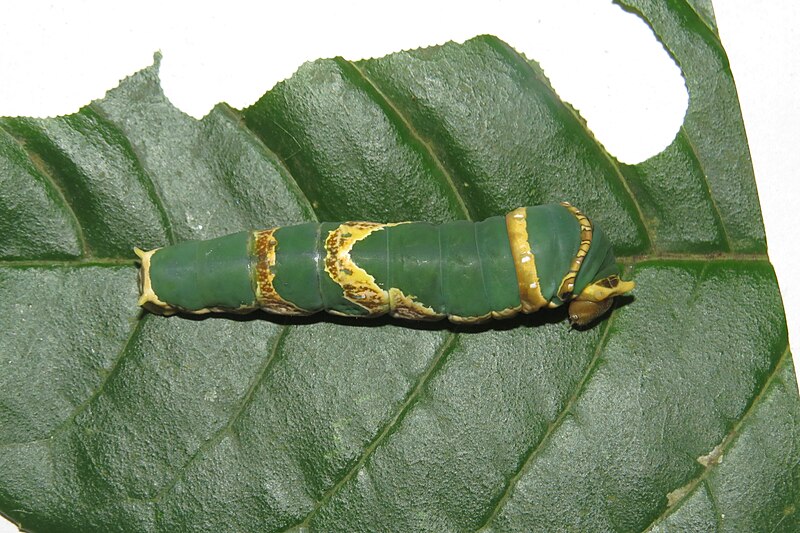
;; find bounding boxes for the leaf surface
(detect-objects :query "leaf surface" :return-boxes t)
[0,2,797,532]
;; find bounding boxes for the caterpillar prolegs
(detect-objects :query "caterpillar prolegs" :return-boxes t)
[136,203,635,326]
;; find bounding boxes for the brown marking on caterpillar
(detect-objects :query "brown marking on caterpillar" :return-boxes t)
[254,229,312,315]
[324,222,395,315]
[557,202,593,301]
[388,287,444,321]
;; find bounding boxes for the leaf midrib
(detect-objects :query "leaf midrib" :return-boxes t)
[0,252,769,270]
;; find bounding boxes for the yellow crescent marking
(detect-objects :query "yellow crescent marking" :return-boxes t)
[182,304,256,315]
[134,247,176,315]
[575,274,636,302]
[491,305,522,320]
[254,229,312,315]
[324,222,400,315]
[448,313,493,325]
[557,202,593,301]
[505,207,548,313]
[388,288,444,321]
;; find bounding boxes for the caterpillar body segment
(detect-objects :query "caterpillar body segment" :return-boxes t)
[136,203,635,326]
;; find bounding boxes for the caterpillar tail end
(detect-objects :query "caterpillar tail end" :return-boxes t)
[134,247,176,316]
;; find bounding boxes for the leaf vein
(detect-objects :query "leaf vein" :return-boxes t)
[284,331,460,531]
[618,252,767,262]
[677,125,733,251]
[215,104,319,223]
[53,315,149,438]
[639,344,792,532]
[474,312,619,531]
[0,120,90,255]
[704,479,724,529]
[0,315,148,451]
[677,0,719,40]
[340,58,474,221]
[0,259,135,268]
[87,103,178,245]
[148,325,293,504]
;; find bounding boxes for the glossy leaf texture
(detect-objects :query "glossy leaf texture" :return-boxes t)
[0,1,797,532]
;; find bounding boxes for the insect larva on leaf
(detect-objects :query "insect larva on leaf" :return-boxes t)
[135,202,635,326]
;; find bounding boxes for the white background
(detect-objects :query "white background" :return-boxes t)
[0,1,797,530]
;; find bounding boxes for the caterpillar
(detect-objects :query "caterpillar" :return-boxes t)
[135,203,634,326]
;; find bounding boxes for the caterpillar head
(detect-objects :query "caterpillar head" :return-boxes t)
[568,275,635,327]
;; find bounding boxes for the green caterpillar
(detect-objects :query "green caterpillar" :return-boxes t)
[136,203,634,326]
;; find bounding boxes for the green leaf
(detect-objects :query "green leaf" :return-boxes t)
[0,3,797,533]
